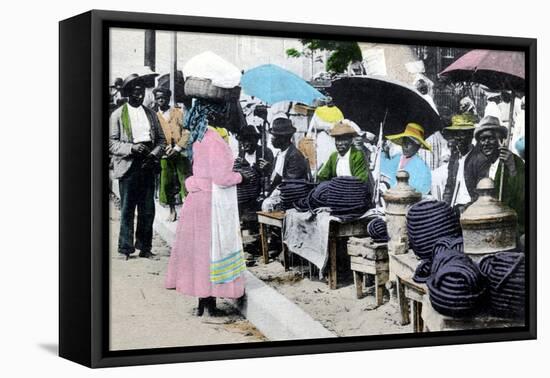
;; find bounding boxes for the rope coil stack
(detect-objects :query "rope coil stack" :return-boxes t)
[479,252,525,318]
[413,236,464,283]
[407,200,462,261]
[367,217,389,243]
[427,249,487,317]
[279,179,314,211]
[294,176,370,221]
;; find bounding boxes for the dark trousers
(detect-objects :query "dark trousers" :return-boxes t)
[118,162,156,255]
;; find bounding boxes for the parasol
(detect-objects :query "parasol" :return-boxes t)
[439,49,525,92]
[241,64,324,106]
[326,76,442,138]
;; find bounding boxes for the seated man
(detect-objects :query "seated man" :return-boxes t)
[261,117,310,211]
[465,115,525,234]
[317,120,369,183]
[381,123,432,195]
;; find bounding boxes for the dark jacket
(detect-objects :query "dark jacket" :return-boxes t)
[271,144,310,190]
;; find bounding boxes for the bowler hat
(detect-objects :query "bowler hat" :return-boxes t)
[269,118,296,135]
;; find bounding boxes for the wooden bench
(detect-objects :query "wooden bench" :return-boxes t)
[347,237,389,307]
[389,252,427,332]
[257,211,287,268]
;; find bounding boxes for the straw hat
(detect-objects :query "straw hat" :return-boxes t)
[386,123,431,151]
[444,114,476,131]
[330,120,358,137]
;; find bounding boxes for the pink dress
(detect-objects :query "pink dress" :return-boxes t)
[165,129,245,298]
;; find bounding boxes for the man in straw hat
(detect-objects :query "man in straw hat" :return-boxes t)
[465,115,525,234]
[153,86,191,222]
[317,119,369,182]
[442,114,476,208]
[380,123,432,194]
[109,73,166,259]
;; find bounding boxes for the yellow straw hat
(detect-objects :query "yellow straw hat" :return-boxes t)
[444,114,476,131]
[386,123,432,151]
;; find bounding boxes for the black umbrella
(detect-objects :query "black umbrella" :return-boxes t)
[327,76,442,138]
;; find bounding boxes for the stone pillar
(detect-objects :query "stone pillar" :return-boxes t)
[460,178,518,262]
[383,171,421,284]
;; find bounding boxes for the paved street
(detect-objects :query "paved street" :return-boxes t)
[109,202,265,350]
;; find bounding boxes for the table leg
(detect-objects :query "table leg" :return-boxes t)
[259,222,268,264]
[328,237,338,290]
[397,277,410,325]
[375,274,384,307]
[412,301,424,332]
[281,229,289,271]
[353,271,363,299]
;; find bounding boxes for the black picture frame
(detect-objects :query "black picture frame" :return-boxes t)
[59,9,537,368]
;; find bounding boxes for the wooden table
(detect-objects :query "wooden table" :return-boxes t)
[257,211,288,268]
[327,219,370,290]
[389,252,427,332]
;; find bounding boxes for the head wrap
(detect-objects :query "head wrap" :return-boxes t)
[184,99,228,160]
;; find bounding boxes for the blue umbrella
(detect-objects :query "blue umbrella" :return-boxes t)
[241,64,324,106]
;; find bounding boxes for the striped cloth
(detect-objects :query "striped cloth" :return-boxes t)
[413,236,464,283]
[367,217,389,243]
[479,252,525,318]
[184,99,228,161]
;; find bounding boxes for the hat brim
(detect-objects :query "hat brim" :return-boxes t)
[268,129,296,135]
[444,125,476,131]
[474,125,508,139]
[386,133,432,151]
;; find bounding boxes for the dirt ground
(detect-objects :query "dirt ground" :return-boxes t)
[248,258,413,337]
[109,202,266,351]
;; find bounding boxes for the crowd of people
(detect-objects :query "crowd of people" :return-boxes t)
[109,65,526,317]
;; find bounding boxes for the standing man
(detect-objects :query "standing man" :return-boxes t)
[109,74,166,259]
[442,114,476,209]
[465,115,525,234]
[154,87,191,222]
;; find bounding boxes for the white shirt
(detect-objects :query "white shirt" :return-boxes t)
[127,105,151,143]
[245,151,256,167]
[489,159,500,181]
[451,151,472,206]
[271,147,289,180]
[336,149,352,177]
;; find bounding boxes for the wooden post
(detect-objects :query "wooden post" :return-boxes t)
[329,237,338,289]
[144,30,156,72]
[499,93,516,201]
[397,277,410,325]
[170,32,177,107]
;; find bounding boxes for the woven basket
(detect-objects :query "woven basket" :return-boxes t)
[184,77,241,101]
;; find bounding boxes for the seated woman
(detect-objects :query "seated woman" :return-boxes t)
[317,120,369,183]
[381,123,432,194]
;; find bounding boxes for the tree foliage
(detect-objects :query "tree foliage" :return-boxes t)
[285,39,362,73]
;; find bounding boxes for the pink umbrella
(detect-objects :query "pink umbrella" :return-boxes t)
[439,49,525,92]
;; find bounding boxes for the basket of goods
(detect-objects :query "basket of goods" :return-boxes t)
[183,51,242,101]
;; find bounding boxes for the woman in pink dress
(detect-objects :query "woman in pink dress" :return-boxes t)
[165,100,249,316]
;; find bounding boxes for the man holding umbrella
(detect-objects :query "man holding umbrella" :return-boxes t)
[109,73,166,259]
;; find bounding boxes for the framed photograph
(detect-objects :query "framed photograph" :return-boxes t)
[59,10,536,368]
